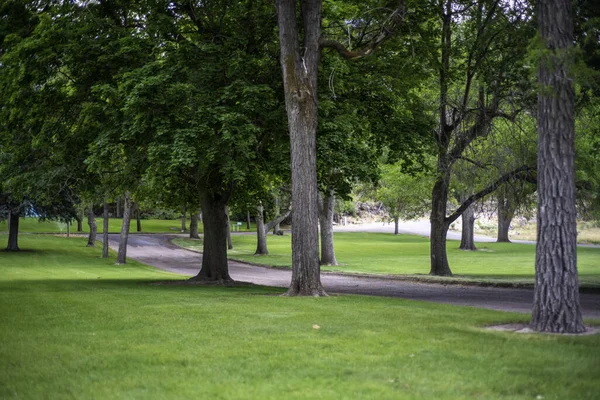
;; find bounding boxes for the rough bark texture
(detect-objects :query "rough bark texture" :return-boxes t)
[255,204,268,255]
[276,0,326,296]
[191,194,232,282]
[459,204,477,251]
[6,211,20,251]
[102,198,109,258]
[430,168,453,276]
[190,212,200,239]
[116,192,132,265]
[86,205,97,247]
[318,191,338,266]
[497,196,513,242]
[531,0,585,333]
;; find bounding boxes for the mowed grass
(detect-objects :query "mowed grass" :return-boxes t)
[0,216,256,234]
[174,232,600,287]
[1,235,599,399]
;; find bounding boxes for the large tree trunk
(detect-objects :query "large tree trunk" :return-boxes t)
[318,191,338,266]
[531,0,584,333]
[459,204,477,251]
[276,0,326,296]
[225,207,233,250]
[86,205,97,247]
[255,204,268,255]
[102,198,109,258]
[6,211,20,251]
[116,192,132,265]
[497,195,513,243]
[190,211,200,239]
[191,194,232,282]
[429,170,453,276]
[181,204,187,232]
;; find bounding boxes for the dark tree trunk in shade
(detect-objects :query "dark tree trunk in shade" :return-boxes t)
[430,169,453,276]
[394,217,399,235]
[136,204,142,232]
[102,198,109,258]
[181,204,187,232]
[191,194,232,282]
[76,213,83,232]
[116,197,121,218]
[497,196,513,242]
[255,204,268,255]
[531,0,585,333]
[86,205,97,247]
[190,212,200,239]
[116,192,132,264]
[459,204,477,251]
[318,191,338,266]
[246,210,251,230]
[6,211,20,251]
[225,207,233,250]
[276,0,326,296]
[272,196,281,234]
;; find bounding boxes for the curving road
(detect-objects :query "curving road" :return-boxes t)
[108,233,600,319]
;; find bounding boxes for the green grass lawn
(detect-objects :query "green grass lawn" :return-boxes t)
[174,232,600,287]
[1,234,599,399]
[0,216,257,234]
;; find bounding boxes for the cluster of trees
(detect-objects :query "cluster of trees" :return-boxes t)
[1,0,598,333]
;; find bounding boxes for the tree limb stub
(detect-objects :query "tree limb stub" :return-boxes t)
[319,0,405,60]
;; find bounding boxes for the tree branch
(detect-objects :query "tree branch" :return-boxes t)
[445,165,536,224]
[265,209,291,233]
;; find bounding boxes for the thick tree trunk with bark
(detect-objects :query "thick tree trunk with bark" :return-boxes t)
[116,192,132,265]
[459,204,477,251]
[276,0,326,296]
[190,212,200,239]
[255,204,268,255]
[181,204,187,232]
[497,196,513,242]
[6,211,20,251]
[430,167,453,275]
[86,205,97,247]
[318,191,338,266]
[531,0,585,333]
[102,198,109,258]
[191,194,232,282]
[226,207,233,250]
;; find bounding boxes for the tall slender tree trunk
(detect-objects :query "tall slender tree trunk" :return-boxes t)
[394,217,399,235]
[430,169,453,276]
[225,207,233,250]
[318,191,338,266]
[6,211,20,251]
[276,0,326,296]
[459,204,477,251]
[246,210,251,230]
[190,211,200,239]
[181,204,187,232]
[102,198,109,258]
[136,204,142,232]
[75,213,83,232]
[86,205,97,247]
[255,204,268,255]
[191,194,232,282]
[531,0,584,333]
[497,196,513,242]
[272,196,281,234]
[116,192,132,265]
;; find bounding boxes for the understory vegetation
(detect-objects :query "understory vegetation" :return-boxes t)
[0,234,599,400]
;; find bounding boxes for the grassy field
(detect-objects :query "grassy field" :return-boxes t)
[0,217,256,234]
[1,234,599,399]
[174,232,600,287]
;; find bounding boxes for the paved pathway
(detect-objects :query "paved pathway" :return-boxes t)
[108,233,600,319]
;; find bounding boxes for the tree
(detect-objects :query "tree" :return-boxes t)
[531,0,585,333]
[276,0,406,295]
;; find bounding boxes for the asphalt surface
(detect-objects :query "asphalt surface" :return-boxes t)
[107,233,600,319]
